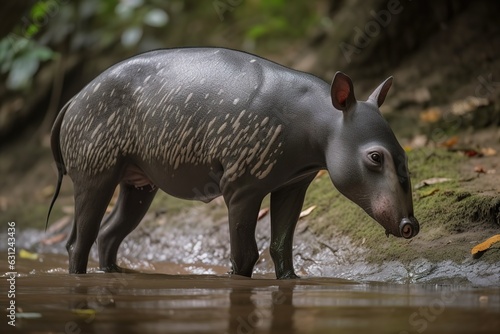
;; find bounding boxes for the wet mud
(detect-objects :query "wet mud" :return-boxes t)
[1,255,499,334]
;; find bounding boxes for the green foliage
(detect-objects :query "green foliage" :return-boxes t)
[0,37,54,90]
[0,0,172,91]
[230,0,319,48]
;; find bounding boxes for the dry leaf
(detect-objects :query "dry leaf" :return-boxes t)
[440,136,459,148]
[464,149,480,157]
[419,107,442,123]
[414,178,452,189]
[471,234,500,259]
[299,205,316,219]
[46,215,72,234]
[315,170,327,178]
[480,147,497,156]
[451,96,490,115]
[257,207,270,220]
[41,233,67,245]
[474,165,487,174]
[406,135,428,150]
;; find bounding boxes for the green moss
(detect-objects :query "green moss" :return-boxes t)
[304,148,500,264]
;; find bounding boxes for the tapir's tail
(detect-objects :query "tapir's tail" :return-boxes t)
[45,99,72,231]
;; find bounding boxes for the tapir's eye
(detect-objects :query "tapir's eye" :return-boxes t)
[369,152,382,164]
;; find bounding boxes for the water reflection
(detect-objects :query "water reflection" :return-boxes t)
[3,268,500,333]
[228,283,296,334]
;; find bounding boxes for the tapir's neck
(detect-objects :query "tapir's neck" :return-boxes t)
[278,74,339,172]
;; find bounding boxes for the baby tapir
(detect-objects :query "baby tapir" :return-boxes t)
[47,47,419,279]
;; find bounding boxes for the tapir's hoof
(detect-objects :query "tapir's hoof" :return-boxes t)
[399,217,420,239]
[100,264,138,273]
[277,271,300,280]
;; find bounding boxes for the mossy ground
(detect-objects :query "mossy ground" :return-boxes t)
[303,147,500,264]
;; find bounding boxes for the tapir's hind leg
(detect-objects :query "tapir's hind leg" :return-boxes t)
[98,183,158,272]
[67,173,119,274]
[270,175,315,279]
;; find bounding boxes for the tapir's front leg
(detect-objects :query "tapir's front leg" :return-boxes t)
[270,175,316,279]
[224,187,264,277]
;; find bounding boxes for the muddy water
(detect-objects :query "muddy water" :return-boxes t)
[2,256,500,334]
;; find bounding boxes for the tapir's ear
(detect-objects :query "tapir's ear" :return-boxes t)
[331,72,356,112]
[368,76,393,107]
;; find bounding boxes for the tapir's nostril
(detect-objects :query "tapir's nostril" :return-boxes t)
[399,217,419,239]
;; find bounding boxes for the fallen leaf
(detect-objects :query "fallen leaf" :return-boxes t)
[19,249,39,260]
[480,147,497,156]
[471,234,500,259]
[406,135,428,150]
[72,308,96,317]
[315,170,327,178]
[257,207,269,220]
[420,107,442,123]
[451,96,490,115]
[46,215,72,234]
[464,149,480,157]
[419,188,439,198]
[474,165,487,174]
[440,136,459,148]
[414,178,452,189]
[41,232,67,245]
[299,205,316,219]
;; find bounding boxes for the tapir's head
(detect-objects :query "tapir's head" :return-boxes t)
[326,72,419,239]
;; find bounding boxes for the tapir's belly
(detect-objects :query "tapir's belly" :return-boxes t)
[123,162,223,202]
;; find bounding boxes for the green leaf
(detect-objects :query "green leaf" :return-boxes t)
[246,24,268,40]
[7,53,40,90]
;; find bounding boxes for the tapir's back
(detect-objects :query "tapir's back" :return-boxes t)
[59,48,312,183]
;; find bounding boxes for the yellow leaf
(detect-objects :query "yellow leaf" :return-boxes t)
[19,249,39,260]
[72,309,96,316]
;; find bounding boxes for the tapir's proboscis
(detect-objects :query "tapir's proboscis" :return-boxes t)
[47,47,419,279]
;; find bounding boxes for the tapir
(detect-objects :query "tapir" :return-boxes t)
[47,47,419,279]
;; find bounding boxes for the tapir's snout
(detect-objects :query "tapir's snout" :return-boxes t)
[399,217,419,239]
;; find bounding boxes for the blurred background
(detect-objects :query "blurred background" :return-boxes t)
[1,0,498,145]
[1,0,499,281]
